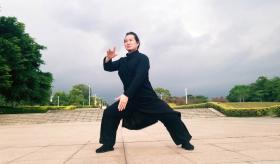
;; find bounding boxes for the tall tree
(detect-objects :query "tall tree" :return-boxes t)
[248,76,269,102]
[68,84,89,106]
[154,87,171,100]
[0,54,11,92]
[0,16,53,105]
[271,77,280,101]
[227,76,280,102]
[227,85,250,102]
[52,91,69,106]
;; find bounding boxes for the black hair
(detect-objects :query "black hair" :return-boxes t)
[125,32,140,49]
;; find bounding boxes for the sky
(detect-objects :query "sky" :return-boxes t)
[1,0,280,103]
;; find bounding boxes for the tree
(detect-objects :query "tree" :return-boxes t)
[166,96,186,105]
[0,95,6,106]
[271,77,280,101]
[68,84,89,106]
[248,76,269,102]
[227,85,250,102]
[52,91,69,106]
[0,16,53,105]
[187,94,208,104]
[211,96,227,102]
[166,95,208,105]
[227,76,280,102]
[51,84,105,107]
[0,54,11,92]
[154,87,171,101]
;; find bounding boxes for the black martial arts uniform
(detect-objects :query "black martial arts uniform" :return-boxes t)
[99,50,192,146]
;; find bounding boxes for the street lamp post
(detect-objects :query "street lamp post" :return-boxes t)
[100,98,102,109]
[57,96,60,107]
[50,95,53,103]
[94,94,97,107]
[185,88,188,104]
[88,84,91,106]
[50,86,54,105]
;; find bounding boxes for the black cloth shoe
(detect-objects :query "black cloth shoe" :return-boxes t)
[96,145,114,153]
[181,142,194,150]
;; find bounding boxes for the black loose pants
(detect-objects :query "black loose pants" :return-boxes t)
[99,102,192,146]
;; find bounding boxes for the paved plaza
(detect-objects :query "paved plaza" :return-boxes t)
[0,108,280,164]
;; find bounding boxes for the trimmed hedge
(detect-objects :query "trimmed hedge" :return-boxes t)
[21,105,77,110]
[174,102,280,117]
[0,106,48,114]
[167,103,178,108]
[0,106,77,114]
[173,103,208,109]
[271,105,280,116]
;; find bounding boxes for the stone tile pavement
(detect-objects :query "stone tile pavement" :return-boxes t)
[0,108,280,164]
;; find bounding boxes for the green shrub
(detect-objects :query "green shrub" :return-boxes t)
[0,106,48,114]
[0,105,77,114]
[207,102,280,117]
[220,102,280,108]
[20,105,76,110]
[173,102,280,117]
[173,103,208,109]
[269,105,280,116]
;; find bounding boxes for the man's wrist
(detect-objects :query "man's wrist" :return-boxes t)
[105,57,110,63]
[123,93,129,98]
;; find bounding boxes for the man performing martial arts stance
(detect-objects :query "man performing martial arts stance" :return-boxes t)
[96,32,194,153]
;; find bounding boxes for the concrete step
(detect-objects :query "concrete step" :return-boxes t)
[0,108,223,125]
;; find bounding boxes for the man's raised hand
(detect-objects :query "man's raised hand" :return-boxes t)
[106,47,117,61]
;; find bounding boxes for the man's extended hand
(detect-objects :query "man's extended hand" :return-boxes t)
[105,47,117,62]
[115,94,128,111]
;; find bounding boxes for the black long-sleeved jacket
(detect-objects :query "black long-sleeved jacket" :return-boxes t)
[103,50,180,129]
[103,50,158,99]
